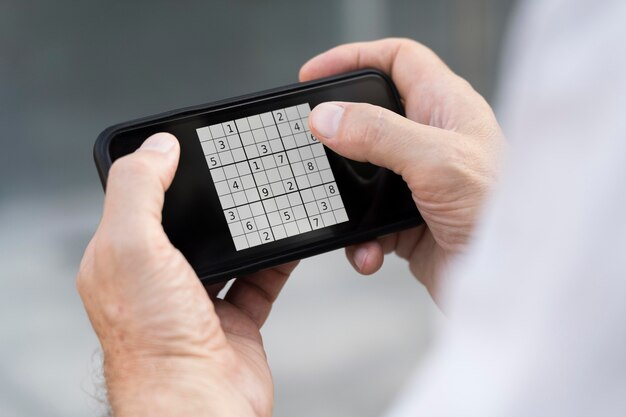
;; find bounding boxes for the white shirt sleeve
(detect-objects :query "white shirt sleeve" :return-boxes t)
[386,0,626,416]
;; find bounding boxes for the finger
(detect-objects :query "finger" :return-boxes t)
[309,101,446,178]
[299,38,492,127]
[377,233,400,255]
[101,133,180,245]
[299,38,451,89]
[345,240,384,275]
[224,261,298,328]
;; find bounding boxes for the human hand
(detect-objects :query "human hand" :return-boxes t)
[301,38,504,301]
[77,133,297,417]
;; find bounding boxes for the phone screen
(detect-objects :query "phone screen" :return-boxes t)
[100,71,422,282]
[198,102,349,251]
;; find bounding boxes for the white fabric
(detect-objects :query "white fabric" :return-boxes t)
[386,0,626,416]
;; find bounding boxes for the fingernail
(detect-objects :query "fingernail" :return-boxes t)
[310,103,344,139]
[139,132,176,153]
[354,247,369,272]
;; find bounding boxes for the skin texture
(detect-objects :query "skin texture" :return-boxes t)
[77,38,503,416]
[77,133,298,416]
[302,38,504,302]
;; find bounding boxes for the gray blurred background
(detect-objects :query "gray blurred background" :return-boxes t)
[0,1,515,415]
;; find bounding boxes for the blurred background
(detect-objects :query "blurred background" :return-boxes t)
[0,1,516,415]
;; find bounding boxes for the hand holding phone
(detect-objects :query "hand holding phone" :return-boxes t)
[95,70,422,283]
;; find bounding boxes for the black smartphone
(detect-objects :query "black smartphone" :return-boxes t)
[94,69,423,284]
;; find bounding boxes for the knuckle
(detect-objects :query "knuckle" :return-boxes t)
[76,239,96,296]
[351,104,387,148]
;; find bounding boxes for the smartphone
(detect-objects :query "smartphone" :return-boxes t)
[94,69,423,284]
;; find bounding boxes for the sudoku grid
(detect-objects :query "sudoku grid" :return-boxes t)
[196,103,349,251]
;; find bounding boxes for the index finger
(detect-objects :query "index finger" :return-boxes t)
[299,38,495,131]
[224,261,299,328]
[300,38,454,95]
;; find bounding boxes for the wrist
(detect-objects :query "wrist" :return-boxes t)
[104,354,254,417]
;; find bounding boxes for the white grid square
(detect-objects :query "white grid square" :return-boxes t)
[299,146,313,160]
[296,175,310,189]
[275,195,290,209]
[300,188,315,203]
[245,188,260,203]
[308,172,322,186]
[293,205,307,220]
[197,127,212,141]
[294,133,308,147]
[227,135,241,149]
[235,118,250,132]
[250,202,265,216]
[297,219,312,233]
[334,208,348,223]
[270,182,285,195]
[222,122,237,136]
[285,106,300,121]
[210,124,225,138]
[290,120,305,134]
[265,125,280,140]
[201,141,217,155]
[232,148,246,162]
[268,211,282,226]
[210,167,225,182]
[320,169,334,183]
[254,171,269,185]
[285,222,299,237]
[277,123,292,137]
[296,103,311,118]
[224,164,238,179]
[266,168,281,182]
[237,205,252,220]
[252,128,267,142]
[274,152,288,166]
[312,144,326,157]
[278,165,293,179]
[245,144,259,158]
[259,185,272,199]
[269,139,284,153]
[233,235,248,250]
[263,198,278,212]
[241,175,255,189]
[219,151,234,165]
[233,191,247,206]
[272,109,288,123]
[215,181,230,196]
[236,162,251,176]
[206,155,219,169]
[240,131,255,146]
[248,115,263,130]
[273,224,287,240]
[260,112,275,127]
[229,222,243,236]
[220,194,234,208]
[247,232,262,247]
[283,135,297,149]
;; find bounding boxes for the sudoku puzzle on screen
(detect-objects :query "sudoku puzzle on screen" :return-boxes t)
[196,103,349,251]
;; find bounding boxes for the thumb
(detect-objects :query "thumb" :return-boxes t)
[102,132,180,237]
[309,102,441,177]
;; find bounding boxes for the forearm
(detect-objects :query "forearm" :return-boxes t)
[105,357,255,417]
